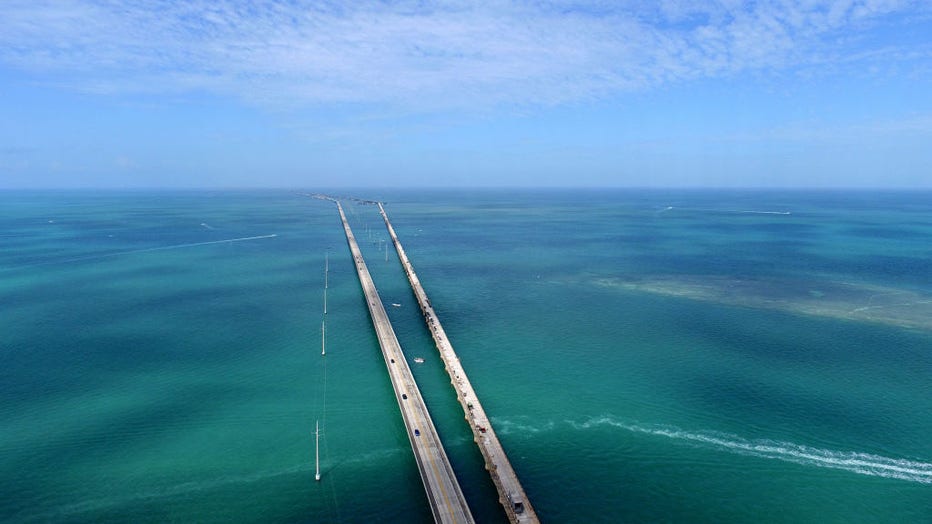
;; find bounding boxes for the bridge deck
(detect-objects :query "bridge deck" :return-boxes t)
[336,201,474,524]
[378,203,540,523]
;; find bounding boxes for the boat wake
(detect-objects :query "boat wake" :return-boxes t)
[15,444,407,523]
[491,417,556,436]
[15,463,309,522]
[2,234,278,271]
[658,207,791,216]
[574,416,932,484]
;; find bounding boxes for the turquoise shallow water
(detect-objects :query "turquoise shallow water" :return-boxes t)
[1,189,931,522]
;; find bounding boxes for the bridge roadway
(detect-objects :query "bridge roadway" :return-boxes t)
[378,203,540,523]
[336,202,475,524]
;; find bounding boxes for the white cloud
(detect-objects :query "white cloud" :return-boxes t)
[0,0,928,109]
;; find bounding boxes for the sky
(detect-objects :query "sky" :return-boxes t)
[1,0,931,189]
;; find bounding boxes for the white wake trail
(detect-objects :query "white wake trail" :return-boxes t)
[3,234,278,271]
[101,234,278,256]
[574,416,932,484]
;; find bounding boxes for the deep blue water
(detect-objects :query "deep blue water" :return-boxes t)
[1,189,931,522]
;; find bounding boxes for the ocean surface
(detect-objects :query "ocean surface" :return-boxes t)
[1,188,930,523]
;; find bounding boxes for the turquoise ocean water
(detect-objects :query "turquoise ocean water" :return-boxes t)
[1,189,930,523]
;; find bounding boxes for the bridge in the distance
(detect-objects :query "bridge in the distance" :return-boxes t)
[335,200,475,524]
[377,202,539,523]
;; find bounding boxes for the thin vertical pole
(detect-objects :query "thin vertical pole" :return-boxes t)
[315,420,321,481]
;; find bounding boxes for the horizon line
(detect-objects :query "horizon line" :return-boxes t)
[2,185,932,192]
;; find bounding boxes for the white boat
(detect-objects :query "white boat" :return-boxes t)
[391,303,402,307]
[413,357,424,363]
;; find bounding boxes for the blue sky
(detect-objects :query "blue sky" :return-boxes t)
[1,0,931,188]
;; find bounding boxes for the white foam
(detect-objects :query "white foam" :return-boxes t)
[491,418,555,436]
[573,416,932,484]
